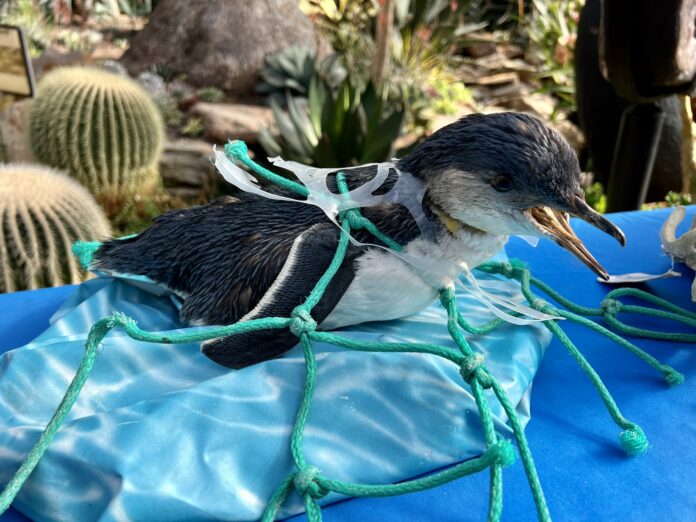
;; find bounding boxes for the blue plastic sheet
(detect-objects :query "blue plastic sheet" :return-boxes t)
[0,257,550,521]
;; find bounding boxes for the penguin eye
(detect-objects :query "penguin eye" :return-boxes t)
[491,174,513,192]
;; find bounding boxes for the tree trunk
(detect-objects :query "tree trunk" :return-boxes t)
[371,0,395,88]
[73,0,94,23]
[52,0,73,25]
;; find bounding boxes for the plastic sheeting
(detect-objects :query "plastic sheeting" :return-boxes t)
[0,257,550,522]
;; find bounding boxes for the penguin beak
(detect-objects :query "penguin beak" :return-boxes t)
[528,196,625,281]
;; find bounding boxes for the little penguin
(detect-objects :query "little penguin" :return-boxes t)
[92,112,625,369]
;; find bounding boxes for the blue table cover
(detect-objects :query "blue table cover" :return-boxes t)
[0,257,547,519]
[1,206,695,521]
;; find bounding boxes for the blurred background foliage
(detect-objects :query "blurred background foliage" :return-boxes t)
[522,0,583,114]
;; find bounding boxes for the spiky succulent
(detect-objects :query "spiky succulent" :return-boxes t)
[29,66,164,197]
[0,164,111,293]
[259,77,405,167]
[257,45,347,105]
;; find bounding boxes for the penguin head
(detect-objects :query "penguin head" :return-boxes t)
[397,112,625,280]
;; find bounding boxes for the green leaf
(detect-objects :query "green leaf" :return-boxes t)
[288,96,318,152]
[314,133,340,167]
[258,128,283,158]
[308,75,328,137]
[330,82,351,144]
[270,99,306,158]
[360,109,405,163]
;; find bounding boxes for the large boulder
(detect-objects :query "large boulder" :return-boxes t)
[121,0,321,95]
[190,102,275,144]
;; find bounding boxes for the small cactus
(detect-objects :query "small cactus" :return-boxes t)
[181,116,204,138]
[29,66,164,197]
[196,86,224,103]
[0,164,111,293]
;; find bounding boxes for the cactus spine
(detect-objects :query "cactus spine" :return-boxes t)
[0,164,111,293]
[29,67,163,197]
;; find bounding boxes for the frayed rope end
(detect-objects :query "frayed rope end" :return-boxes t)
[664,370,685,387]
[620,426,648,456]
[72,241,102,270]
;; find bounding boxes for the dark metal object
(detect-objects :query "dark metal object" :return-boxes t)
[606,104,666,211]
[600,0,696,101]
[596,0,696,211]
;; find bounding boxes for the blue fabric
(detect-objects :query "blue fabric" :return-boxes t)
[0,253,549,521]
[2,207,695,521]
[284,207,696,521]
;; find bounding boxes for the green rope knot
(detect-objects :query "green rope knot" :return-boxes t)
[601,298,623,316]
[619,425,649,456]
[341,208,365,230]
[535,300,553,314]
[294,466,328,499]
[489,439,517,467]
[663,369,685,386]
[289,308,318,337]
[225,139,248,159]
[72,240,101,270]
[460,353,492,388]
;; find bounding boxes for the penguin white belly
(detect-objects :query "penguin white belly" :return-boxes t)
[321,230,508,330]
[321,248,438,329]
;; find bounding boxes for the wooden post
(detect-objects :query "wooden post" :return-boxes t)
[680,95,696,196]
[371,0,395,88]
[52,0,73,26]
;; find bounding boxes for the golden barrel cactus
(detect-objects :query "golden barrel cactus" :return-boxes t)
[0,164,111,293]
[29,67,164,197]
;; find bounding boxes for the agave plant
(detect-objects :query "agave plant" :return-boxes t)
[259,77,405,167]
[257,45,347,106]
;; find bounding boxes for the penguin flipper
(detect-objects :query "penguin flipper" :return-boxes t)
[201,224,359,369]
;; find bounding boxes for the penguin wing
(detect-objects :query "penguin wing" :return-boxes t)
[201,223,361,369]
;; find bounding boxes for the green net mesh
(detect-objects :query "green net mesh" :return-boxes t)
[2,141,695,522]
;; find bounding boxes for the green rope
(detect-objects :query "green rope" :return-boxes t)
[335,171,403,251]
[2,142,695,522]
[224,140,309,197]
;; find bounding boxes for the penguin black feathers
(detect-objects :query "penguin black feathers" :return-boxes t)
[92,112,625,369]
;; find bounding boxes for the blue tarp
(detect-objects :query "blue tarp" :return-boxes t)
[0,254,549,521]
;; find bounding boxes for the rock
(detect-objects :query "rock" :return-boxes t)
[32,48,85,81]
[501,92,557,119]
[0,98,34,163]
[489,82,533,100]
[159,139,218,199]
[121,0,321,95]
[463,41,497,58]
[190,102,276,144]
[101,59,129,76]
[167,79,195,101]
[429,105,477,134]
[135,71,167,100]
[472,72,519,86]
[549,119,585,154]
[499,43,525,59]
[90,39,126,62]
